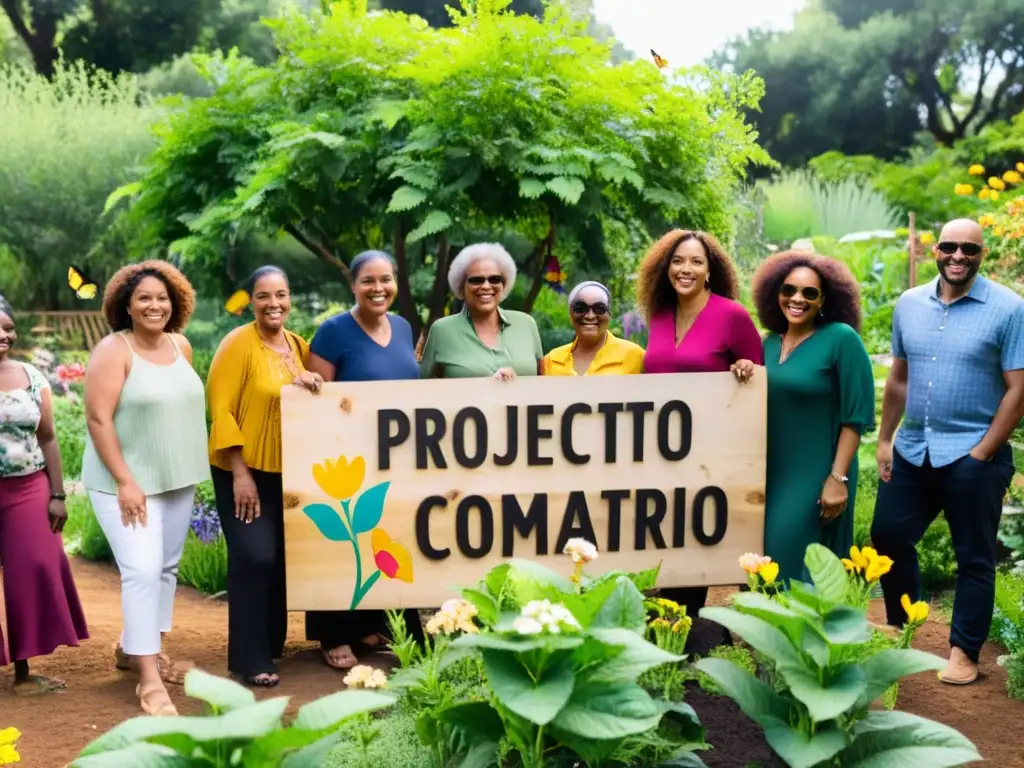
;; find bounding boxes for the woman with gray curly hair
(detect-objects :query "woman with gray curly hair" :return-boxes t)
[541,281,644,376]
[420,243,543,380]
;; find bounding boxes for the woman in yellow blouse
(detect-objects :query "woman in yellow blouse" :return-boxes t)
[206,266,323,687]
[541,281,644,376]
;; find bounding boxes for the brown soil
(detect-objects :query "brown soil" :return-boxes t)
[2,562,1022,768]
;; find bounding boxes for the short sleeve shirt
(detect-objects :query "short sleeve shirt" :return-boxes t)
[310,311,420,382]
[420,308,543,379]
[0,363,50,478]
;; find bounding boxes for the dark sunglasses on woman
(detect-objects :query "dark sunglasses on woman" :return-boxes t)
[570,301,609,316]
[780,283,821,301]
[936,241,983,257]
[467,275,506,286]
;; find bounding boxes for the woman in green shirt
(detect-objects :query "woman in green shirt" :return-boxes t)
[420,243,543,380]
[732,251,875,585]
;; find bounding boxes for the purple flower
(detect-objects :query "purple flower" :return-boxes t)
[190,503,222,544]
[621,310,647,340]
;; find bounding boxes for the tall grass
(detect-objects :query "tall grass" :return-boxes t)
[759,170,902,245]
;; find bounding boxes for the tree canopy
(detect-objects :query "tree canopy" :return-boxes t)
[111,0,769,336]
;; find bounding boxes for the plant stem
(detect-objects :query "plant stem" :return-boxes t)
[342,499,364,610]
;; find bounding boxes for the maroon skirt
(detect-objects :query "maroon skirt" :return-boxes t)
[0,470,89,665]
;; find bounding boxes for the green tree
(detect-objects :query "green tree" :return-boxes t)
[112,0,770,337]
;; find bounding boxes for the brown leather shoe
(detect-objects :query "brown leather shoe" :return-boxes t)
[938,646,979,685]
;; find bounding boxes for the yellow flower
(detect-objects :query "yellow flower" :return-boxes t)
[0,744,19,766]
[650,617,671,630]
[671,617,692,633]
[846,546,870,571]
[994,226,1005,237]
[969,164,985,176]
[991,191,1000,201]
[919,232,935,245]
[371,528,414,583]
[1017,162,1024,174]
[312,455,366,501]
[979,187,993,201]
[758,561,780,585]
[1003,170,1022,185]
[954,183,975,196]
[0,732,18,748]
[989,176,1006,191]
[900,594,929,623]
[864,554,894,583]
[980,214,996,228]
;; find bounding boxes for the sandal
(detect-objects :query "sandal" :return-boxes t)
[114,644,195,686]
[322,645,358,669]
[240,672,280,688]
[136,684,178,716]
[12,674,67,695]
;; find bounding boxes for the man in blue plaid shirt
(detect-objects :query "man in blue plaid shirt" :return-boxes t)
[872,218,1024,685]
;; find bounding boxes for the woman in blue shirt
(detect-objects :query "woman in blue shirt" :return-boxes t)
[305,250,424,669]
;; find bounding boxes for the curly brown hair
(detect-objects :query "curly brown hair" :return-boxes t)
[102,260,196,333]
[751,251,862,334]
[635,229,740,320]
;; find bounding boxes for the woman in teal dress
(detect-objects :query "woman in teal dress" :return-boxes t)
[732,251,875,584]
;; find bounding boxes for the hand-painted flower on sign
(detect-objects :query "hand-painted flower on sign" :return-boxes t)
[302,454,413,608]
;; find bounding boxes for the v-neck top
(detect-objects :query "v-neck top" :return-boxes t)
[310,311,419,382]
[643,293,764,374]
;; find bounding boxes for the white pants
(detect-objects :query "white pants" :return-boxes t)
[89,485,195,656]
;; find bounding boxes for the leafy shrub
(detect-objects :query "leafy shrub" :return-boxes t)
[63,494,113,562]
[54,396,87,480]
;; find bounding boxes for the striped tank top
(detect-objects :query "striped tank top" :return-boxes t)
[82,332,210,495]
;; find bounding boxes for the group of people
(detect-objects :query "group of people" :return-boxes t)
[0,217,1020,716]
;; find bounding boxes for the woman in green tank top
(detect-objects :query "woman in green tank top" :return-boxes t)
[81,261,210,718]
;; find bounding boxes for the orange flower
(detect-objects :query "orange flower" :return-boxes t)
[313,455,366,500]
[371,529,414,583]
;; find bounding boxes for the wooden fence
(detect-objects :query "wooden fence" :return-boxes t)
[14,311,110,351]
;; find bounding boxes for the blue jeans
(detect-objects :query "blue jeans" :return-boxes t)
[870,446,1013,662]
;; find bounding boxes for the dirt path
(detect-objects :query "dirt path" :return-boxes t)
[2,559,1022,767]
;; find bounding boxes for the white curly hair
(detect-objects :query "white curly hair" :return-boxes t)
[447,243,518,301]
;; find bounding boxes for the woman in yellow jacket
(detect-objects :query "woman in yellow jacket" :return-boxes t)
[206,266,323,687]
[541,281,644,376]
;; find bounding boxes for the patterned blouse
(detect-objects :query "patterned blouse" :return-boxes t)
[0,363,50,478]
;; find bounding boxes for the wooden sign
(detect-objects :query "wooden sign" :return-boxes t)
[280,371,766,610]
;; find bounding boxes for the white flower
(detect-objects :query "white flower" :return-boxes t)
[343,665,377,688]
[563,538,598,563]
[512,616,544,635]
[426,598,479,636]
[364,669,388,689]
[515,600,581,635]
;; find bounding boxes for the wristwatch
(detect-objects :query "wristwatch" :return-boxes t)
[830,472,848,484]
[50,492,66,501]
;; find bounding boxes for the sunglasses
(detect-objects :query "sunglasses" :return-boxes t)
[936,241,983,257]
[570,301,609,316]
[466,275,506,287]
[780,283,821,301]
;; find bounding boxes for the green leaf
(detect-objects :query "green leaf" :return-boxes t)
[692,658,792,729]
[485,563,510,601]
[854,649,945,710]
[456,632,583,653]
[591,576,648,633]
[822,605,870,644]
[386,185,428,213]
[763,722,848,768]
[102,181,141,216]
[698,607,802,668]
[389,164,439,190]
[481,649,575,726]
[655,754,708,767]
[437,701,505,744]
[780,664,867,723]
[302,503,351,542]
[545,176,586,205]
[839,711,981,768]
[406,210,453,243]
[183,668,255,712]
[71,743,191,767]
[460,588,500,627]
[550,681,663,739]
[518,178,547,199]
[727,592,814,643]
[292,689,396,731]
[629,565,661,592]
[278,732,343,768]
[786,579,839,615]
[643,186,686,208]
[368,99,408,130]
[351,481,389,535]
[804,544,849,603]
[506,558,574,591]
[459,741,500,768]
[270,131,345,152]
[586,627,683,682]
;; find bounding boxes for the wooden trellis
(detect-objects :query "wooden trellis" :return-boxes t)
[15,311,110,351]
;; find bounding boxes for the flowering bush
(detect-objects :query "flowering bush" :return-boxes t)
[695,544,979,767]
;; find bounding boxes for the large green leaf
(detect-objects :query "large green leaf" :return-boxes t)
[839,711,981,768]
[102,181,141,216]
[804,544,850,603]
[853,650,945,710]
[763,722,848,768]
[482,649,575,725]
[278,732,343,768]
[655,754,707,767]
[455,632,583,653]
[71,743,191,767]
[822,605,870,644]
[369,99,409,130]
[77,698,290,756]
[586,627,683,682]
[386,185,428,213]
[692,658,792,730]
[545,176,586,205]
[182,668,256,712]
[406,210,453,243]
[591,576,648,633]
[550,681,664,739]
[506,558,574,592]
[728,592,815,643]
[437,700,505,744]
[291,689,396,731]
[518,178,546,199]
[779,664,867,723]
[459,587,500,626]
[459,741,500,768]
[699,607,802,668]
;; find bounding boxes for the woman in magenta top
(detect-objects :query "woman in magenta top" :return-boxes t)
[636,229,764,620]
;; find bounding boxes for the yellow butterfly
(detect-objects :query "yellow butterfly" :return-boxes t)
[67,264,98,300]
[650,49,668,69]
[224,289,250,316]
